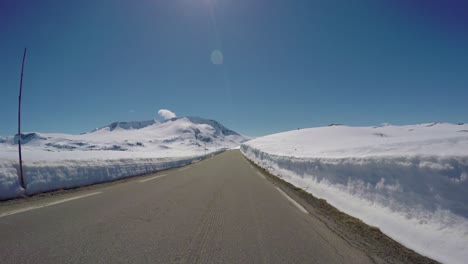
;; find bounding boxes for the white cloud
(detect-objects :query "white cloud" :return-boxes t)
[158,109,176,120]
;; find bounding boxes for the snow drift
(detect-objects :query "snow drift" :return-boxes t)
[241,123,468,264]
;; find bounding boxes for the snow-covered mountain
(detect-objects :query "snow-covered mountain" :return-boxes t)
[91,116,242,137]
[0,116,250,160]
[0,116,250,201]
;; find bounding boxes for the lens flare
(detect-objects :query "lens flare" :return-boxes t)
[211,49,223,65]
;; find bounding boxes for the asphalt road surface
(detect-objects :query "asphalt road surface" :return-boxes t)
[0,150,375,264]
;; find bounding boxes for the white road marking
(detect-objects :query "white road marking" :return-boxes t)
[139,174,166,183]
[256,171,266,179]
[0,192,102,218]
[275,187,308,214]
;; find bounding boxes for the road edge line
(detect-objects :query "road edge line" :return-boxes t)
[275,187,309,214]
[139,174,167,183]
[0,192,102,218]
[256,171,266,179]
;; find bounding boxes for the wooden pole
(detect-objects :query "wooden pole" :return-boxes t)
[18,48,27,189]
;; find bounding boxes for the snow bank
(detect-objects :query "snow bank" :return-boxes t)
[0,162,22,200]
[0,152,219,201]
[241,123,468,264]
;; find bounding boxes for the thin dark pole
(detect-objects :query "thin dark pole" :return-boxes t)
[18,48,27,189]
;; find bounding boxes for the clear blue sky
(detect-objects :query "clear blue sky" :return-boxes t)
[1,0,467,136]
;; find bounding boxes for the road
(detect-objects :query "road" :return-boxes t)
[0,150,373,264]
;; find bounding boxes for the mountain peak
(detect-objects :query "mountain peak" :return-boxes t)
[174,116,240,137]
[91,120,157,132]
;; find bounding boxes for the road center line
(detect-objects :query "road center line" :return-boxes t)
[275,187,308,214]
[0,192,102,218]
[139,174,166,183]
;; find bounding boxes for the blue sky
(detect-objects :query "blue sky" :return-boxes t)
[1,0,467,136]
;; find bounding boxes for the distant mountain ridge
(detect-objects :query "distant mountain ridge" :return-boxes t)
[91,116,241,137]
[0,116,250,153]
[90,120,158,132]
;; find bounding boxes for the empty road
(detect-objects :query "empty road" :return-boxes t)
[0,150,374,263]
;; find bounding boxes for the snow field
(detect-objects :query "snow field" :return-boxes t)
[241,123,468,264]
